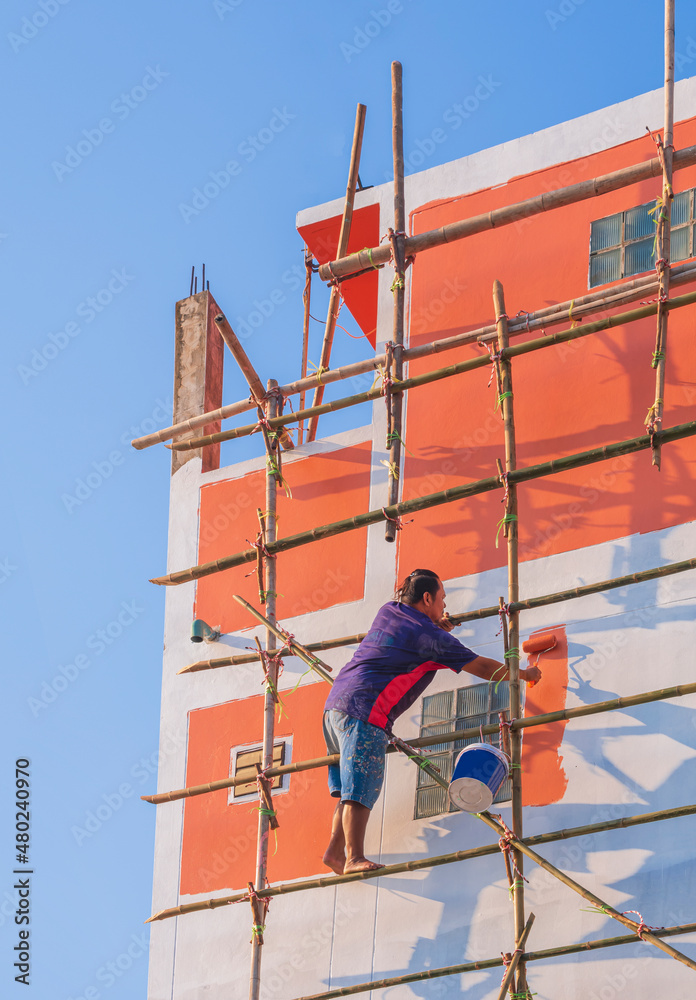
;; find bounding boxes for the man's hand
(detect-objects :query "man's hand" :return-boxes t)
[438,613,455,632]
[522,665,542,686]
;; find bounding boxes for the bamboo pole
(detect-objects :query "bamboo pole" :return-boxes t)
[232,594,334,684]
[306,103,366,443]
[497,913,535,1000]
[493,279,528,996]
[165,289,696,452]
[248,381,280,1000]
[291,921,696,1000]
[317,143,696,282]
[131,261,696,451]
[214,312,294,452]
[178,556,696,673]
[151,418,696,586]
[145,802,696,919]
[298,249,313,445]
[477,811,696,972]
[385,61,406,542]
[651,0,676,468]
[143,680,696,804]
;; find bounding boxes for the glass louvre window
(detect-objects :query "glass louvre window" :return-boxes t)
[589,189,696,287]
[414,682,511,819]
[233,742,285,797]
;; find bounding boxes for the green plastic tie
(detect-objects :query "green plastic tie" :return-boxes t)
[651,350,666,369]
[390,275,405,292]
[386,429,414,456]
[496,390,514,411]
[365,247,381,270]
[495,513,518,548]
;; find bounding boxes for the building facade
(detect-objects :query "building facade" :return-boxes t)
[146,78,696,999]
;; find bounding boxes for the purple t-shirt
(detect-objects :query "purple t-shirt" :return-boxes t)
[324,602,478,731]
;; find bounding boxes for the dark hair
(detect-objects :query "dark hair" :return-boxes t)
[395,569,440,605]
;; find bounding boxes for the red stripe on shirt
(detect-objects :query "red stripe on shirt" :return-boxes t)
[367,661,445,730]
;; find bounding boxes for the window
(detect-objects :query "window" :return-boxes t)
[414,682,511,819]
[589,189,695,288]
[230,741,286,800]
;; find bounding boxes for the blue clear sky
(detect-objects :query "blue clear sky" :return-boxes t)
[1,1,694,997]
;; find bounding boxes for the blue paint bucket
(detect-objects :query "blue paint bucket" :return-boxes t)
[448,742,510,812]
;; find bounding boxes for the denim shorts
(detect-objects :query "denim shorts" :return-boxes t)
[323,709,390,810]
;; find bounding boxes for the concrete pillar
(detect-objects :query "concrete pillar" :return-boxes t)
[171,290,224,475]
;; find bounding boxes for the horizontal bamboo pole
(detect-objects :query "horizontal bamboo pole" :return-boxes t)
[151,418,696,585]
[144,683,696,803]
[232,595,334,684]
[317,143,696,281]
[178,556,696,673]
[165,290,696,452]
[131,261,696,451]
[179,631,367,673]
[145,801,696,919]
[293,921,696,1000]
[477,811,696,971]
[417,681,696,749]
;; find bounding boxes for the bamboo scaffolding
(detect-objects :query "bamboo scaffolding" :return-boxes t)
[306,104,366,444]
[298,250,314,444]
[232,595,334,684]
[497,913,535,1000]
[317,143,696,283]
[145,801,696,919]
[131,260,696,452]
[292,921,696,1000]
[385,61,406,542]
[165,289,696,452]
[142,680,696,803]
[651,0,676,468]
[493,279,528,996]
[248,381,280,1000]
[477,811,696,972]
[178,555,696,673]
[214,313,294,452]
[151,418,696,586]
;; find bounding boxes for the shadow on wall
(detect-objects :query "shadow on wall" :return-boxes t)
[318,539,696,998]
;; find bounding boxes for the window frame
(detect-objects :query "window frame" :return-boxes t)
[414,682,512,820]
[588,188,695,289]
[228,737,293,804]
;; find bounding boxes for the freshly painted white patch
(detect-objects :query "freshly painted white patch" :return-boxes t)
[601,733,696,792]
[567,709,645,730]
[557,742,646,806]
[586,848,654,882]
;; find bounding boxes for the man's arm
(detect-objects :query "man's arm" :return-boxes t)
[465,654,541,685]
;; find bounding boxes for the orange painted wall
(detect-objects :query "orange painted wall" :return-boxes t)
[397,118,696,581]
[180,681,334,895]
[195,441,372,633]
[521,627,569,807]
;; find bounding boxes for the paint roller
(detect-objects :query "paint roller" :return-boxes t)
[521,633,557,687]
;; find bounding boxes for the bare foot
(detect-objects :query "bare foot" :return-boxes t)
[343,856,385,874]
[323,849,346,875]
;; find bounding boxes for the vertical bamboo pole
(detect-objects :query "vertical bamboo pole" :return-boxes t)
[651,0,675,469]
[493,279,528,996]
[385,60,406,542]
[306,104,367,443]
[248,380,280,1000]
[298,249,313,445]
